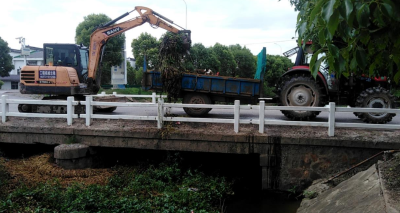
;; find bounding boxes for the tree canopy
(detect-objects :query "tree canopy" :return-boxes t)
[188,43,220,72]
[293,0,400,82]
[229,44,257,78]
[263,54,294,97]
[265,54,294,87]
[0,37,14,77]
[131,32,160,70]
[211,43,237,76]
[75,14,125,84]
[130,34,261,79]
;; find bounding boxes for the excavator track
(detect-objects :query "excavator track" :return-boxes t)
[18,95,129,114]
[18,96,86,114]
[18,103,86,114]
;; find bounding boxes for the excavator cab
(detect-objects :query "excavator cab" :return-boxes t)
[43,43,88,83]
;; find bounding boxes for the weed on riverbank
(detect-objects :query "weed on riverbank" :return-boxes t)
[0,153,232,213]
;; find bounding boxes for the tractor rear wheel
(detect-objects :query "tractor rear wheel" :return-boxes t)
[183,93,212,117]
[278,75,324,120]
[354,87,396,124]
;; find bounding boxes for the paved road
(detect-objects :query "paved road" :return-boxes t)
[2,90,400,125]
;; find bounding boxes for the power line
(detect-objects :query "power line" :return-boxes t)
[242,39,294,46]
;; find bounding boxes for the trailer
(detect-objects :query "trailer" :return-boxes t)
[143,48,266,116]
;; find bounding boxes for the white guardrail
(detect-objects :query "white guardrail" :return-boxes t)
[1,92,400,137]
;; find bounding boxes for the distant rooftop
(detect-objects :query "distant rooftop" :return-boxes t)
[13,50,43,59]
[0,75,20,81]
[10,45,43,55]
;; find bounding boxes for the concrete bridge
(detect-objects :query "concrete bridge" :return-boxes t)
[1,117,399,190]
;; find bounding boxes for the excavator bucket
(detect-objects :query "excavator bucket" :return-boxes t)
[180,30,191,52]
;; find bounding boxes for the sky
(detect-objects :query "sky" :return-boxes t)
[1,0,299,59]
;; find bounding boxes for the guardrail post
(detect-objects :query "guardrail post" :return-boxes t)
[259,101,265,133]
[85,96,93,126]
[101,91,106,96]
[157,98,164,129]
[328,102,335,136]
[234,100,240,133]
[67,96,73,125]
[113,92,117,95]
[152,92,156,104]
[1,95,8,123]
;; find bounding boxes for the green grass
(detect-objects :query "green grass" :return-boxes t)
[0,156,232,213]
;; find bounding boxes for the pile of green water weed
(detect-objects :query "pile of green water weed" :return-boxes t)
[0,155,232,213]
[158,32,188,102]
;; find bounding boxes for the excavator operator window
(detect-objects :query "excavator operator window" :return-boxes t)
[64,51,77,66]
[80,49,88,80]
[45,47,54,66]
[51,46,77,66]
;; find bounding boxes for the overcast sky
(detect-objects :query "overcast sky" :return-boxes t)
[1,0,299,59]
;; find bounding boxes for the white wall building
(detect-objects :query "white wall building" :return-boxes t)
[1,46,44,90]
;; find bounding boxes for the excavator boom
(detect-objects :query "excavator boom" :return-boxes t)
[86,6,191,92]
[18,6,190,114]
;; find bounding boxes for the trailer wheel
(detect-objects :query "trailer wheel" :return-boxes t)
[183,93,212,117]
[354,87,396,124]
[279,75,324,120]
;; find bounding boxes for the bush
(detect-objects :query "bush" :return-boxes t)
[0,157,232,212]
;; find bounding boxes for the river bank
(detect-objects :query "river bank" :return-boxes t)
[298,152,400,213]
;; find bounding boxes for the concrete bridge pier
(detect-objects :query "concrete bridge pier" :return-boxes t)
[54,144,94,169]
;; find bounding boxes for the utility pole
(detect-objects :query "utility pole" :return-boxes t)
[182,0,187,29]
[16,37,28,66]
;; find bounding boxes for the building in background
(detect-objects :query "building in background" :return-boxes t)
[127,57,136,69]
[1,46,43,90]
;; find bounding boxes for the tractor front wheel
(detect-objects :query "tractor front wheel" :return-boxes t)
[278,75,325,121]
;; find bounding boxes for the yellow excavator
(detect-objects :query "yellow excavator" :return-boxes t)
[19,6,191,113]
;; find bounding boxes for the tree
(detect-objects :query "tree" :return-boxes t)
[229,44,257,78]
[292,0,400,82]
[188,43,220,72]
[135,67,144,85]
[0,37,14,77]
[131,33,160,70]
[75,14,125,84]
[265,55,294,86]
[264,54,294,96]
[211,43,237,76]
[127,61,135,85]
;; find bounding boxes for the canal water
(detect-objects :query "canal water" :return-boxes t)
[226,191,301,213]
[0,144,302,212]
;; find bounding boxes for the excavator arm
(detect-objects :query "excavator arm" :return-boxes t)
[86,6,191,92]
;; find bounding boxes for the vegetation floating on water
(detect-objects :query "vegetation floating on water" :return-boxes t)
[158,32,189,102]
